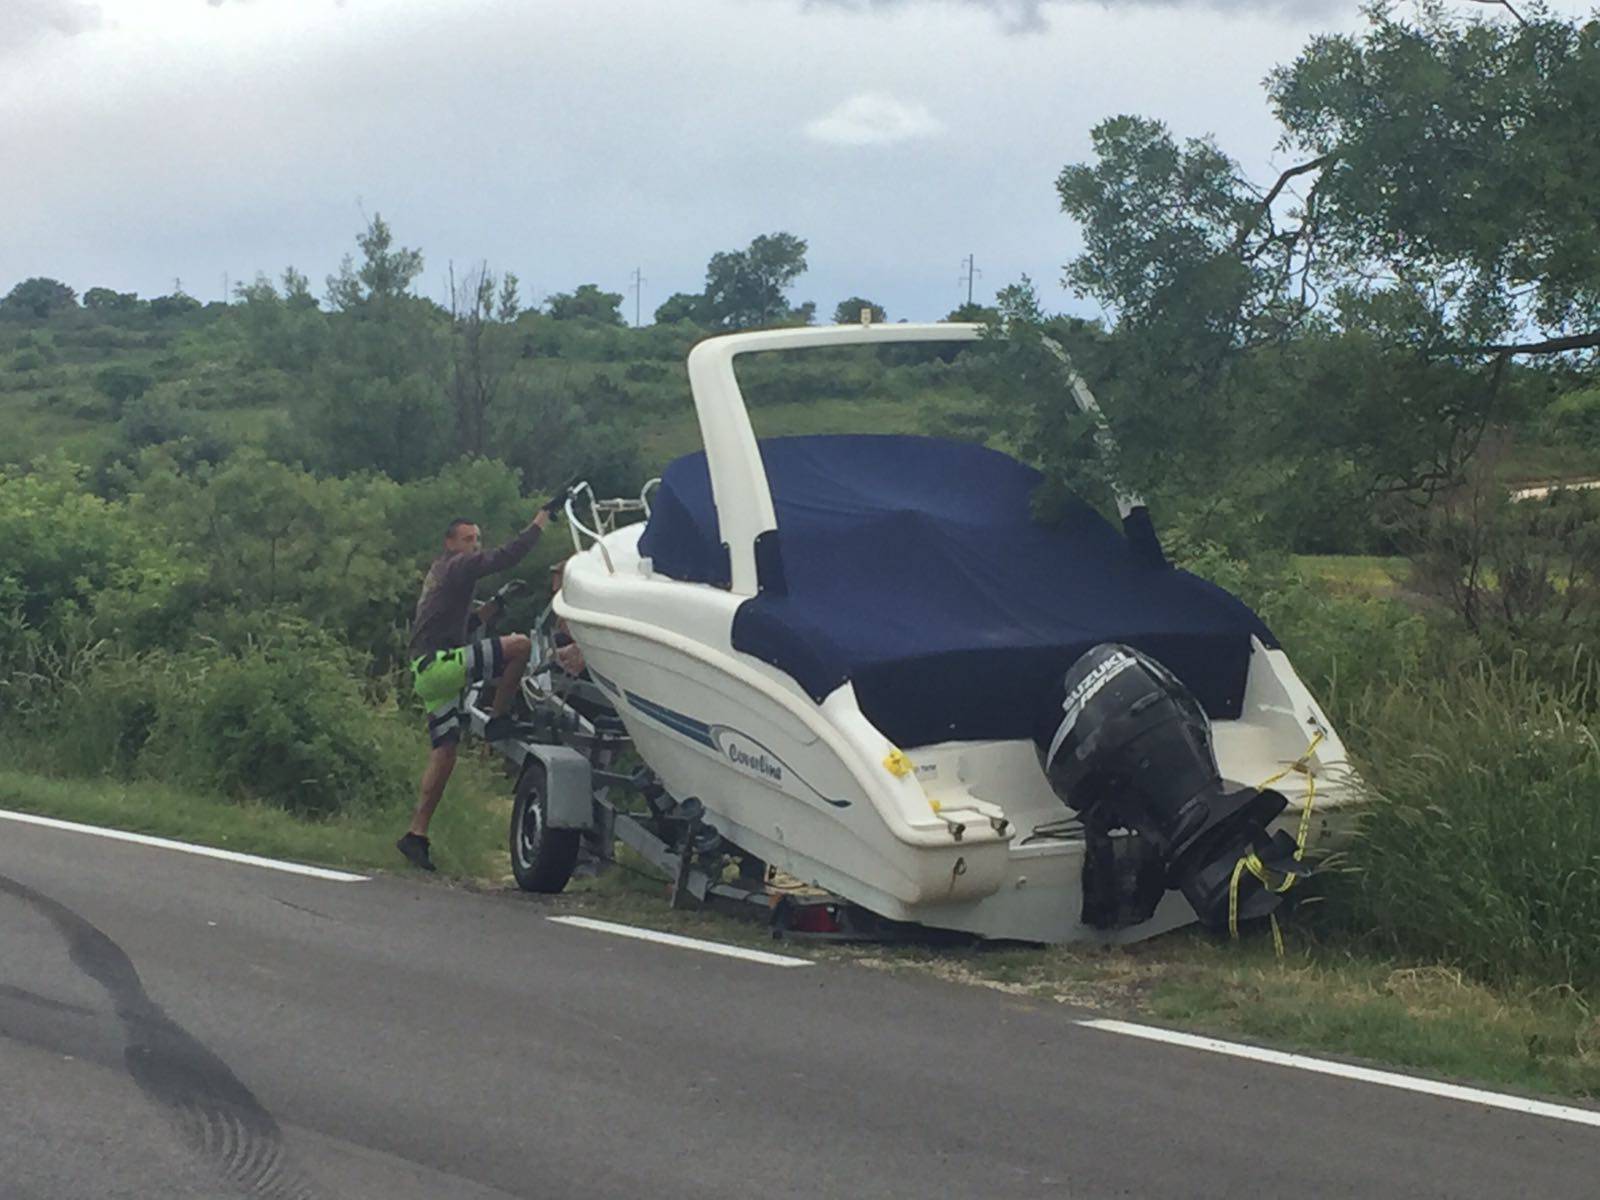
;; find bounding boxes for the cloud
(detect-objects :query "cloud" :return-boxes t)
[0,0,102,53]
[806,0,1049,32]
[804,0,1348,35]
[804,92,944,146]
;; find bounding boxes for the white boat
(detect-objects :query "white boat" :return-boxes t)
[552,321,1356,943]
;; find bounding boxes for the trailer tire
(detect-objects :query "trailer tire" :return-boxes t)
[510,760,579,893]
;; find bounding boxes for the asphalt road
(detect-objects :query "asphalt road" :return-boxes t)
[4,817,1599,1199]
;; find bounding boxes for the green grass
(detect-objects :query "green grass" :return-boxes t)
[1497,441,1600,486]
[815,927,1600,1099]
[0,390,119,464]
[0,750,513,880]
[638,389,986,464]
[1140,938,1600,1097]
[197,402,286,443]
[1293,554,1409,596]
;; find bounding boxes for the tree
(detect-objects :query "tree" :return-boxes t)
[93,366,153,413]
[149,292,201,320]
[493,372,644,499]
[448,261,518,456]
[275,217,453,480]
[0,458,191,650]
[701,232,810,329]
[140,451,404,655]
[1041,3,1600,531]
[2,278,76,319]
[232,271,326,372]
[1267,4,1600,356]
[326,214,424,311]
[833,297,886,325]
[546,283,625,324]
[281,267,318,311]
[83,287,139,312]
[653,291,706,325]
[945,302,999,324]
[496,273,521,322]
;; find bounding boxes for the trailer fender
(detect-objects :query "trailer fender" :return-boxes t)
[514,745,595,831]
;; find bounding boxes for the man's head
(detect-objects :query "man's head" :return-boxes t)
[444,518,480,553]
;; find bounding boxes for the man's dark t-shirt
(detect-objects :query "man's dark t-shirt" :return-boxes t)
[407,524,543,662]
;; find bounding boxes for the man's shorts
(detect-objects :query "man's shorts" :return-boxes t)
[411,638,506,748]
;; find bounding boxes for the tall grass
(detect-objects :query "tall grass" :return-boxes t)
[1187,548,1600,992]
[1338,656,1600,990]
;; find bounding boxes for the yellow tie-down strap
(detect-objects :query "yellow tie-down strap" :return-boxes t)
[1229,730,1326,958]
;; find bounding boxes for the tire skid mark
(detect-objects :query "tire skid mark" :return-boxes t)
[0,872,319,1199]
[0,981,99,1019]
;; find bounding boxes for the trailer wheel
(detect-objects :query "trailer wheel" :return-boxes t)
[510,760,579,893]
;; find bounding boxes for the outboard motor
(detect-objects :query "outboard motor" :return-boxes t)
[1036,643,1308,932]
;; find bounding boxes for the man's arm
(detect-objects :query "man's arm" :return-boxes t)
[450,509,550,583]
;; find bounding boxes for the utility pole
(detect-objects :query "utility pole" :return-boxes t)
[222,272,229,304]
[959,254,981,307]
[629,267,646,327]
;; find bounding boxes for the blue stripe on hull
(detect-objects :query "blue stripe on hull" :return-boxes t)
[619,686,853,810]
[625,691,716,749]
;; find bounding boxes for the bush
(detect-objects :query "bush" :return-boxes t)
[118,391,198,448]
[93,365,153,412]
[23,627,413,818]
[1174,537,1433,728]
[0,458,191,643]
[624,361,668,384]
[1337,657,1600,990]
[145,638,411,817]
[1543,386,1600,451]
[493,374,644,497]
[1404,479,1600,690]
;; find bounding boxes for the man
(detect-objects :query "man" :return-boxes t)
[398,499,561,871]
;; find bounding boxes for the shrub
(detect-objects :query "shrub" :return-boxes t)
[21,626,413,818]
[0,458,190,642]
[493,375,644,496]
[1543,386,1600,450]
[1337,657,1600,990]
[93,365,154,412]
[118,392,198,448]
[1403,478,1600,692]
[142,637,411,817]
[624,361,668,384]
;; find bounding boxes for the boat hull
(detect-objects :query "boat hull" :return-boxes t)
[557,543,1357,944]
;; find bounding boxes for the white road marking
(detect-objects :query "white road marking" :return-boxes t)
[548,915,812,967]
[0,809,369,882]
[1079,1018,1600,1129]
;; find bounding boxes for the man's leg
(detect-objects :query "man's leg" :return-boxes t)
[399,694,464,869]
[489,634,532,718]
[410,738,459,837]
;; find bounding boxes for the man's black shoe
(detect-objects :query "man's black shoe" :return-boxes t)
[396,832,436,872]
[483,715,519,743]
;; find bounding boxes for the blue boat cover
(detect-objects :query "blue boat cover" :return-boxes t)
[637,435,1277,750]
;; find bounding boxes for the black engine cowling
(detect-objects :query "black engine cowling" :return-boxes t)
[1036,643,1308,932]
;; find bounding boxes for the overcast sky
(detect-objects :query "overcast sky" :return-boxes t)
[3,0,1586,322]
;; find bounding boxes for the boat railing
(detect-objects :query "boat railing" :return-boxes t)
[564,478,661,574]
